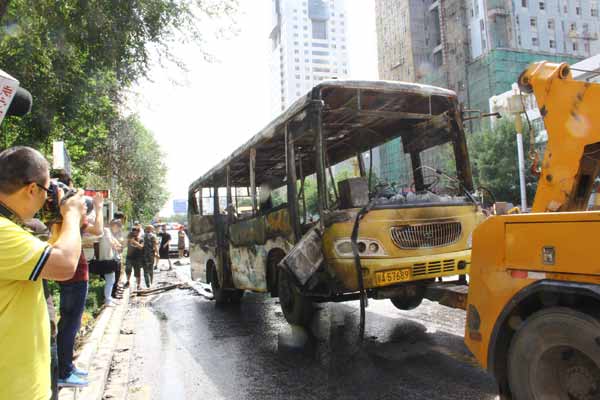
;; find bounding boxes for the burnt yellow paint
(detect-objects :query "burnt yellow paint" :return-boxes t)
[321,204,483,291]
[265,208,293,238]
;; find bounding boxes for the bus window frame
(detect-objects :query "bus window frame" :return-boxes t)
[188,81,473,240]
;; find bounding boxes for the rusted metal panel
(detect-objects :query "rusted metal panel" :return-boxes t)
[424,282,469,310]
[313,101,328,219]
[264,207,294,240]
[229,217,267,246]
[452,108,474,191]
[285,125,301,242]
[250,148,257,215]
[229,237,293,291]
[190,215,215,238]
[410,151,425,191]
[190,244,216,283]
[323,210,356,227]
[280,227,325,286]
[338,177,369,209]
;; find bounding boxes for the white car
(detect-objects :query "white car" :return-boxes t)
[167,229,189,257]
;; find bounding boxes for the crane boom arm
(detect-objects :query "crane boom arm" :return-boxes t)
[518,61,600,212]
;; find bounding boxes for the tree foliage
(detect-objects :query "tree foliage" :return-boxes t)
[468,119,538,205]
[0,0,237,221]
[81,115,168,222]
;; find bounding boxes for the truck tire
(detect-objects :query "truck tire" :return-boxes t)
[278,267,314,327]
[389,284,425,310]
[507,307,600,400]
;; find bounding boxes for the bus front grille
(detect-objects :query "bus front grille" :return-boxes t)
[390,222,462,249]
[412,259,457,276]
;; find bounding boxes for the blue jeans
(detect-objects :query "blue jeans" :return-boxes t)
[57,281,88,379]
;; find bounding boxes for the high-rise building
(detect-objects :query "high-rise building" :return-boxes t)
[375,0,471,103]
[469,0,599,60]
[375,0,598,112]
[374,0,595,182]
[269,0,351,115]
[467,0,598,120]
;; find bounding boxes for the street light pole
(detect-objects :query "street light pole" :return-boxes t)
[515,115,528,212]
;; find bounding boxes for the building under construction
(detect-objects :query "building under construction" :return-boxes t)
[374,0,594,182]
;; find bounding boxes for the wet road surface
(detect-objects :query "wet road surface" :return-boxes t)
[123,267,499,400]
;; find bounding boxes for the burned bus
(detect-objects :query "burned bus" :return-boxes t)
[188,80,484,326]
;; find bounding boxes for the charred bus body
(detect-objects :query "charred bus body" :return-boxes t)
[188,81,484,325]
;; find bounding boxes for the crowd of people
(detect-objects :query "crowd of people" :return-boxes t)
[0,146,187,400]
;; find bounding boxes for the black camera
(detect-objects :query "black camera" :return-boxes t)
[40,180,92,224]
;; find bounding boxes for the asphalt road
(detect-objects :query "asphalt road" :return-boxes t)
[121,265,499,400]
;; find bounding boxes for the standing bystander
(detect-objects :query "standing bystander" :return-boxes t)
[125,225,144,290]
[110,219,125,299]
[178,227,186,259]
[97,223,122,307]
[142,225,158,288]
[157,224,172,270]
[55,184,104,388]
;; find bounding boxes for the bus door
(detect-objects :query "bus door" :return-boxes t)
[213,183,236,289]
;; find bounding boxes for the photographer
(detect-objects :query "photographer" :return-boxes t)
[0,146,86,400]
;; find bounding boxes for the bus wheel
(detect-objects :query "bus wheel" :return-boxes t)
[277,267,313,326]
[508,307,600,400]
[210,267,229,305]
[389,284,425,310]
[229,290,244,304]
[267,250,285,298]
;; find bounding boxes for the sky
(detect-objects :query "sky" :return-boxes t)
[130,0,378,216]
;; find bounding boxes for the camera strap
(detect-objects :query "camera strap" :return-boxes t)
[0,200,37,235]
[0,201,21,224]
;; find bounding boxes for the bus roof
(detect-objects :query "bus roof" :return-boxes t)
[190,80,460,191]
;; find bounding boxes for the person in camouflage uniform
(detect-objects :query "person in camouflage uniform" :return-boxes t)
[141,225,158,289]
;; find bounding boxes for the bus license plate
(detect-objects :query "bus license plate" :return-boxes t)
[375,268,411,286]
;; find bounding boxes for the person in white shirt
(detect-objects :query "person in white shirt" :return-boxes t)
[97,223,122,306]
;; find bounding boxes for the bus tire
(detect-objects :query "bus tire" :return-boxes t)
[389,284,425,310]
[267,250,285,298]
[210,266,229,305]
[229,289,244,304]
[277,267,313,327]
[507,307,600,400]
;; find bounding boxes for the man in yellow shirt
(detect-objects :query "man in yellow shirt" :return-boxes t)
[0,146,86,400]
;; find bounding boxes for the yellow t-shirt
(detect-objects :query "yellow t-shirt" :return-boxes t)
[0,215,52,400]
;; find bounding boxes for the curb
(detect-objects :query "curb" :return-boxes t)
[58,289,130,400]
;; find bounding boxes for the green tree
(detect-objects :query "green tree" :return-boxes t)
[0,0,237,220]
[82,115,168,222]
[469,119,538,205]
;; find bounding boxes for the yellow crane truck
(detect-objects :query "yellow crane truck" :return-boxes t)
[465,61,600,399]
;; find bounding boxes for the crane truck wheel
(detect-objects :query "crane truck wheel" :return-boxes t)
[507,307,600,400]
[277,267,314,327]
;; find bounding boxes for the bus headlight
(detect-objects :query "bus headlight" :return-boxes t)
[336,241,353,255]
[335,239,386,257]
[368,242,379,253]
